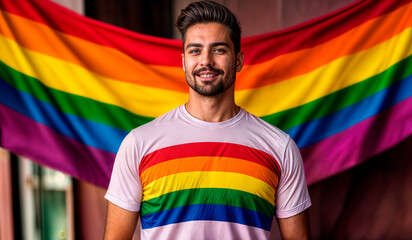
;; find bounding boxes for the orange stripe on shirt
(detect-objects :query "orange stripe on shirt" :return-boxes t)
[140,156,279,190]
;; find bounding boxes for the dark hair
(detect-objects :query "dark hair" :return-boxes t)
[176,0,241,54]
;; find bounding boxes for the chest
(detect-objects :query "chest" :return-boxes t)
[139,142,280,217]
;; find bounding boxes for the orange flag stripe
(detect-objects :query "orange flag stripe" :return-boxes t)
[236,3,412,89]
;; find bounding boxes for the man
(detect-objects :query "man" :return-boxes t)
[104,1,311,239]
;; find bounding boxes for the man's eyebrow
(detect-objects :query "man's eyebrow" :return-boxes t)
[210,42,230,48]
[185,42,230,50]
[186,43,202,49]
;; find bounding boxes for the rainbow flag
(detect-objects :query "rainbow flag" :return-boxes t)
[0,0,411,188]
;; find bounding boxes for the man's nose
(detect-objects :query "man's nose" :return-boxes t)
[200,50,214,66]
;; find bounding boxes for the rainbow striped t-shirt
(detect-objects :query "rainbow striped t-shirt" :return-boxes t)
[105,105,311,239]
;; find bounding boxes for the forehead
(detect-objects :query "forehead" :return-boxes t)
[184,23,233,48]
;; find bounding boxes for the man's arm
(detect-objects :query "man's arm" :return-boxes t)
[104,201,140,240]
[277,209,311,240]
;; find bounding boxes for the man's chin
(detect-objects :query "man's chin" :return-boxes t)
[189,84,217,96]
[196,84,228,97]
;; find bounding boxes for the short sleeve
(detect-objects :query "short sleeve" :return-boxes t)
[275,137,311,218]
[104,131,143,212]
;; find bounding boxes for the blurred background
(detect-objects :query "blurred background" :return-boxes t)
[1,0,411,239]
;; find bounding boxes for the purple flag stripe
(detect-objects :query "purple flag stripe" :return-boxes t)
[0,103,116,187]
[301,96,412,185]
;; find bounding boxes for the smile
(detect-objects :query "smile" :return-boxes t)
[198,73,218,78]
[193,67,224,80]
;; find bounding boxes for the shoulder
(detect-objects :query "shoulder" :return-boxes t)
[241,110,291,145]
[131,106,182,135]
[126,106,189,156]
[237,110,301,170]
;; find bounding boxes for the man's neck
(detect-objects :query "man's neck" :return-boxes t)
[185,88,240,123]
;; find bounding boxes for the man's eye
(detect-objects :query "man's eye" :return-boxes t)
[214,48,226,54]
[189,49,200,54]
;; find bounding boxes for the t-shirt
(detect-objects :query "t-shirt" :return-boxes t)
[105,105,311,240]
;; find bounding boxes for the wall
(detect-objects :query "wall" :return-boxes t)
[0,149,14,240]
[173,0,355,38]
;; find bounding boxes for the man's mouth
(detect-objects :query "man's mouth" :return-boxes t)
[198,72,218,78]
[194,67,223,81]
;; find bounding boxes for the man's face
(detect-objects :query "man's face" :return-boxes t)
[182,23,243,97]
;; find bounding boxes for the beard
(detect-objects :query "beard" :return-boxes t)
[186,64,236,97]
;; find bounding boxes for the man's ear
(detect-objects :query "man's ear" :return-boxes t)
[236,51,244,72]
[182,53,186,72]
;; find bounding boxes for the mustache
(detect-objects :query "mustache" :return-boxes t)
[192,67,224,75]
